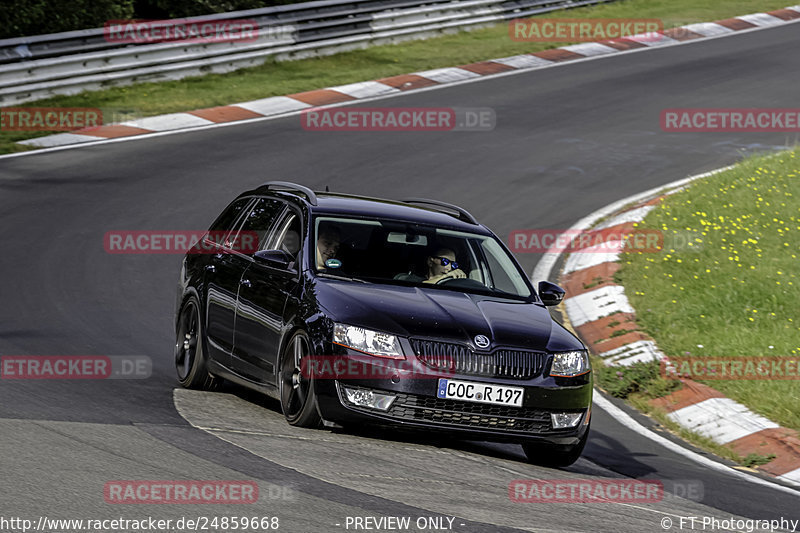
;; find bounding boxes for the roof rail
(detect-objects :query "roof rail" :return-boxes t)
[258,181,318,205]
[400,198,479,225]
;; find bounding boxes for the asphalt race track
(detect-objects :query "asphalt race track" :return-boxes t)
[1,21,799,533]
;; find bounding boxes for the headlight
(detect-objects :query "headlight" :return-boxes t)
[333,323,404,359]
[549,351,590,377]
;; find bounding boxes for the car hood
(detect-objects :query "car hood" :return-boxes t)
[314,279,582,352]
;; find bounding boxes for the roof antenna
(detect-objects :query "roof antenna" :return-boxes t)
[325,185,330,192]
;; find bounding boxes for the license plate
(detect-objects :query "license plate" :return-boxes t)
[437,378,524,407]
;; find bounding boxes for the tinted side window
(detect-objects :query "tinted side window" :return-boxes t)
[209,198,253,233]
[260,211,303,271]
[203,197,254,250]
[232,198,284,253]
[268,212,302,257]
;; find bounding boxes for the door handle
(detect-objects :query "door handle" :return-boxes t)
[240,279,252,288]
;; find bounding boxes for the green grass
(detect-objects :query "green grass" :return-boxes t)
[742,452,777,467]
[1,0,792,154]
[618,149,800,434]
[593,358,682,400]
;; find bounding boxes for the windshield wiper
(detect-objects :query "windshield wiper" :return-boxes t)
[318,272,368,283]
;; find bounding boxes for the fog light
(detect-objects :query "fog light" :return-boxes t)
[343,387,396,411]
[551,412,583,429]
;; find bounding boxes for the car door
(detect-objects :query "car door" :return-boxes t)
[205,197,283,367]
[233,206,303,383]
[204,197,255,366]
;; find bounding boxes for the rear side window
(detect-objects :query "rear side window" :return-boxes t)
[232,198,285,253]
[209,198,253,234]
[267,212,302,256]
[260,210,304,272]
[204,197,254,250]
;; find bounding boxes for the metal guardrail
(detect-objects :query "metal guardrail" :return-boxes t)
[0,0,613,105]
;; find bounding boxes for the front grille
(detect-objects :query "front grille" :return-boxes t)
[410,339,545,379]
[385,393,552,433]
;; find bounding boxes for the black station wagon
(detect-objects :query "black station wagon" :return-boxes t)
[175,182,592,466]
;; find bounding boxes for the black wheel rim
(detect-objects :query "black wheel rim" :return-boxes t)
[175,302,198,380]
[280,334,310,419]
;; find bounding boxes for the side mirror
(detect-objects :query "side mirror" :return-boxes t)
[253,249,293,269]
[538,281,565,307]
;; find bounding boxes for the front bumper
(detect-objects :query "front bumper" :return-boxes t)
[312,348,592,445]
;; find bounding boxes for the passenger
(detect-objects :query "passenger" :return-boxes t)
[423,248,466,284]
[316,225,341,269]
[279,229,301,270]
[281,230,301,257]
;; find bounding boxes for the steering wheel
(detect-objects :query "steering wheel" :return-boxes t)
[435,275,489,290]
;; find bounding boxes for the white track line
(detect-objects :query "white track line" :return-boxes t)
[594,394,800,494]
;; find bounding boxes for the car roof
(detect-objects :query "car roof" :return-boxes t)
[238,186,492,234]
[313,194,490,232]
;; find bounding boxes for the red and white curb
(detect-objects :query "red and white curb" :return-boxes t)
[19,6,800,149]
[539,165,800,487]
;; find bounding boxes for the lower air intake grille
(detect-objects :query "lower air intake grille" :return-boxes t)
[385,393,552,433]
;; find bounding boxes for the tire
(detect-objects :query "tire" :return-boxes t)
[522,424,590,468]
[175,297,217,390]
[279,330,322,428]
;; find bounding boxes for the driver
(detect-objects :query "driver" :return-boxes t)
[316,224,341,269]
[423,248,466,284]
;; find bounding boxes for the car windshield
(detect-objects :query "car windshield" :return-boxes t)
[313,216,532,299]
